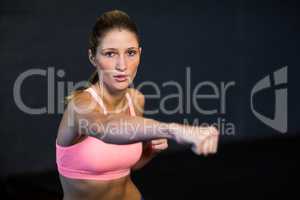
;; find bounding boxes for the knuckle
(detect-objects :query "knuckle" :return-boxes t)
[210,126,219,135]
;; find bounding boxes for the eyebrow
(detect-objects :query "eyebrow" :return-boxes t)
[101,47,138,51]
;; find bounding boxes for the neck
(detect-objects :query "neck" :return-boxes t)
[92,82,128,112]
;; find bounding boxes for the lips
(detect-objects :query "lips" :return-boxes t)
[113,74,128,82]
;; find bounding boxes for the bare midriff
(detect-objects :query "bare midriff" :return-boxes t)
[59,174,141,200]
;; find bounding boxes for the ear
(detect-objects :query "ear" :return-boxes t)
[88,49,96,67]
[139,47,142,55]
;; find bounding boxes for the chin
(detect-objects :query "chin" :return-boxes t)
[112,82,130,91]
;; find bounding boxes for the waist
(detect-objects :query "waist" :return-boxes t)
[60,174,142,200]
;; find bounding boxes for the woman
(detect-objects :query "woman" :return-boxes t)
[56,10,219,200]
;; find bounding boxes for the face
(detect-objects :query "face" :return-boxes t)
[89,28,141,92]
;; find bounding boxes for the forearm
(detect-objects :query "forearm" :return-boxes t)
[131,154,156,171]
[131,141,159,171]
[77,114,174,144]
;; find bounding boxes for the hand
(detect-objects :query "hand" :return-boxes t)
[191,126,219,156]
[144,138,168,156]
[131,139,168,171]
[170,124,219,156]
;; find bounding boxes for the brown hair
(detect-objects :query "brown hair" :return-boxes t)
[65,9,140,105]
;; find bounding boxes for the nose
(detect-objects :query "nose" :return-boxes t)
[115,55,127,72]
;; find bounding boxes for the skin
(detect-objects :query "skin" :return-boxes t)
[56,28,219,200]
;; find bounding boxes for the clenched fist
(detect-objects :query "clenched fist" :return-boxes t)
[169,124,220,156]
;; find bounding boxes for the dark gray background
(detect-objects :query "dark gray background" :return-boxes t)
[0,0,299,178]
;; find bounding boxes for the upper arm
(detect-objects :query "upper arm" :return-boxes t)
[56,91,109,145]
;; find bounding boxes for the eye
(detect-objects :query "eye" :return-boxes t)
[104,52,116,57]
[127,50,137,57]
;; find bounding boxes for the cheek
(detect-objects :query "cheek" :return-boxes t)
[96,59,116,81]
[128,58,140,73]
[96,57,115,70]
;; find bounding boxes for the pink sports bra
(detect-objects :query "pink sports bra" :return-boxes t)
[56,87,143,180]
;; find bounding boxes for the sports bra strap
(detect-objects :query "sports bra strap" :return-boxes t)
[85,87,108,115]
[125,93,136,116]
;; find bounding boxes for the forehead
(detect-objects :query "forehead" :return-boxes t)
[99,29,139,50]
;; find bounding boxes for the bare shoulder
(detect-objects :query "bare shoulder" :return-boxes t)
[128,88,145,116]
[56,90,102,146]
